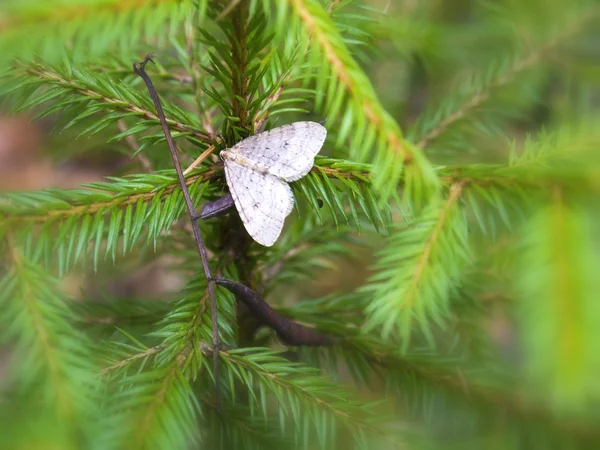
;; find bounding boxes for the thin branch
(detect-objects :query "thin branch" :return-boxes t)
[183,144,217,175]
[215,276,335,346]
[133,55,222,412]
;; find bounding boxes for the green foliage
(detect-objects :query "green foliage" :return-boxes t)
[0,0,197,65]
[265,0,440,203]
[0,248,99,444]
[516,199,600,414]
[1,0,600,449]
[363,184,471,347]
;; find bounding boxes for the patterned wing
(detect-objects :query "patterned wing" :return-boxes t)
[224,160,294,247]
[223,121,326,182]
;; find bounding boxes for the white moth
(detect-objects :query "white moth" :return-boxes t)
[221,121,327,247]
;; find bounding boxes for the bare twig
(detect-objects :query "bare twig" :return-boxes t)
[183,144,217,175]
[215,276,335,346]
[133,54,222,412]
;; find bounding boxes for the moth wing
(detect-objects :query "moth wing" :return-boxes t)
[226,121,326,182]
[224,160,294,247]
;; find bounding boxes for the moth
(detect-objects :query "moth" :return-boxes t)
[220,121,327,246]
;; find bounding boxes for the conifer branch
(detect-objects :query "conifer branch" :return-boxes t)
[21,61,213,143]
[1,232,97,426]
[287,0,437,201]
[415,8,599,150]
[363,342,600,439]
[404,182,464,308]
[292,0,403,156]
[185,19,216,135]
[0,170,216,225]
[129,365,186,448]
[253,71,292,131]
[514,186,597,415]
[0,158,379,241]
[6,237,72,416]
[364,181,469,344]
[217,347,394,441]
[229,0,250,129]
[100,344,164,375]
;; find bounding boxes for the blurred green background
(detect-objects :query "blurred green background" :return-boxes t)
[0,1,599,449]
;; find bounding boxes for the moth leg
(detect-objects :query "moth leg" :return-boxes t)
[193,192,235,221]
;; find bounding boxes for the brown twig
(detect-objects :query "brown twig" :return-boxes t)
[215,276,335,346]
[183,144,217,175]
[133,55,222,412]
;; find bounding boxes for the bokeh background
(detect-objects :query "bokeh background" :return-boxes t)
[1,1,599,449]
